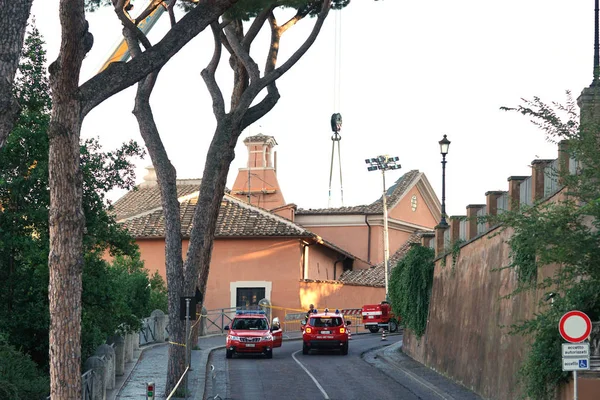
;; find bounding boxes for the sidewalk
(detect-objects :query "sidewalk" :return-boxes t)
[111,331,303,400]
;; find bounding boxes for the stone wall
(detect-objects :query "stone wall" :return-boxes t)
[403,225,540,399]
[403,138,600,399]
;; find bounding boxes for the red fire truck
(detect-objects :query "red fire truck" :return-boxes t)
[361,301,399,333]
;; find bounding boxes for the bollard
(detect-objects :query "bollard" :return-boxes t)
[146,381,155,400]
[381,329,387,341]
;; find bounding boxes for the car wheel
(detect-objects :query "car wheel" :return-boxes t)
[368,326,380,333]
[341,343,348,355]
[265,349,273,359]
[389,319,399,333]
[226,349,233,359]
[302,343,309,355]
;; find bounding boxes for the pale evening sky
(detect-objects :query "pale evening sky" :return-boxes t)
[29,0,593,217]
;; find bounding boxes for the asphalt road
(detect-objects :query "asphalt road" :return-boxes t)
[205,333,473,400]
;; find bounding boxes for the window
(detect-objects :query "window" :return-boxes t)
[236,287,265,309]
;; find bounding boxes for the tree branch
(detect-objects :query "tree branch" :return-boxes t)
[114,0,152,50]
[241,83,280,129]
[134,0,165,24]
[241,3,276,50]
[80,0,238,117]
[264,12,280,74]
[201,22,226,118]
[235,0,331,113]
[224,21,260,83]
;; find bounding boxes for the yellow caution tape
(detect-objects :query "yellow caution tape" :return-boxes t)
[168,341,186,347]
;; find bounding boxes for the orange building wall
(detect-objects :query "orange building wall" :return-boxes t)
[205,238,302,312]
[388,186,438,228]
[298,281,384,311]
[368,225,414,265]
[306,244,346,281]
[304,225,370,263]
[134,237,372,321]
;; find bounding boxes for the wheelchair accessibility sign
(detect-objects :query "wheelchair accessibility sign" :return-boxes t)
[562,357,590,371]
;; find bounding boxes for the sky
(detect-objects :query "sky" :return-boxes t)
[29,0,594,218]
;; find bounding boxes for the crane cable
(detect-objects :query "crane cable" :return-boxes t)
[328,10,343,208]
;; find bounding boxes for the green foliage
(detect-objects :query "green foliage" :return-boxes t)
[0,333,49,400]
[388,245,435,338]
[81,253,168,360]
[148,271,169,312]
[499,92,600,399]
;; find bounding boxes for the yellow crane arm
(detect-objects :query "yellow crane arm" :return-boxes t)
[97,3,167,74]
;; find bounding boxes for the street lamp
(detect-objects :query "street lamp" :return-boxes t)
[438,135,451,227]
[365,155,401,301]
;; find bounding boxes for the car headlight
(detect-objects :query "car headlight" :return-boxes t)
[261,334,273,342]
[228,335,241,341]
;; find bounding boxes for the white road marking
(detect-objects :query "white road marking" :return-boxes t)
[292,350,330,399]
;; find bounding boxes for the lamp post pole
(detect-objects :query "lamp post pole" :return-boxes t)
[381,169,390,301]
[438,135,451,227]
[365,155,401,301]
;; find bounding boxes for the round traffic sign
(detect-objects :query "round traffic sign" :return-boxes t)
[559,310,592,343]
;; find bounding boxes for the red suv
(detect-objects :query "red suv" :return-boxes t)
[302,308,350,355]
[224,310,283,359]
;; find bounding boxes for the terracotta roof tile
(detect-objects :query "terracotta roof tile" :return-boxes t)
[296,170,421,215]
[112,181,200,221]
[338,231,428,286]
[120,194,314,238]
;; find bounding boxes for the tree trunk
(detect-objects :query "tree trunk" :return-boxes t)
[185,115,240,298]
[47,1,91,397]
[132,72,187,395]
[0,0,34,149]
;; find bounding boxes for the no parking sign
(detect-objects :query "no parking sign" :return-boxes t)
[559,310,592,343]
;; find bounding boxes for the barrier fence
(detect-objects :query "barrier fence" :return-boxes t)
[199,305,366,335]
[282,307,363,334]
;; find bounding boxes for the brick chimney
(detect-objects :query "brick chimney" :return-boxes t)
[230,134,286,210]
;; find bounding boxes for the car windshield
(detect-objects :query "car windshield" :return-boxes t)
[232,318,268,330]
[309,317,343,327]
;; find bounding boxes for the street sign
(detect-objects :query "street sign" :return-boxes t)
[562,343,590,358]
[559,310,592,343]
[562,358,590,371]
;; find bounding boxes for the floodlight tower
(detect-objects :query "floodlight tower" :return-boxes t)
[365,155,401,301]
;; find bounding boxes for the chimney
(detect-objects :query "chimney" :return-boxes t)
[230,133,286,210]
[139,166,158,187]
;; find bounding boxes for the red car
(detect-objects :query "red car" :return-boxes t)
[224,310,283,359]
[302,308,350,355]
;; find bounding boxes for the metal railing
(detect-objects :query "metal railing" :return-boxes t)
[81,370,93,400]
[203,307,239,334]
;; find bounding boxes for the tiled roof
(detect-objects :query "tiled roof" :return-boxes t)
[338,231,427,286]
[119,195,314,238]
[296,170,421,215]
[112,181,200,221]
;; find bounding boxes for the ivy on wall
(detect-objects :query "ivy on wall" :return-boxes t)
[498,93,600,399]
[388,245,435,338]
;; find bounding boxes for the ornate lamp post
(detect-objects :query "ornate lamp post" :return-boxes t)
[438,135,451,227]
[365,155,401,300]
